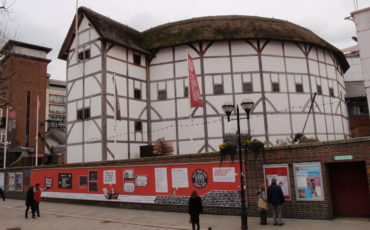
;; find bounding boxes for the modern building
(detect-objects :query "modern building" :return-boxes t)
[46,78,67,131]
[0,40,51,166]
[59,7,350,163]
[342,45,370,137]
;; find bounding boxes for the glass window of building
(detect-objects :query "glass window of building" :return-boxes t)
[135,121,142,132]
[158,90,167,100]
[296,84,303,93]
[317,85,322,95]
[272,83,280,92]
[214,84,224,95]
[242,82,253,93]
[49,105,66,114]
[134,88,141,99]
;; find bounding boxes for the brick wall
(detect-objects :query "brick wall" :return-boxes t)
[1,137,369,219]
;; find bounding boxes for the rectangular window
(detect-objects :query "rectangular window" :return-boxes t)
[317,85,322,95]
[329,88,335,97]
[296,84,303,93]
[135,121,142,132]
[272,83,280,92]
[184,86,188,98]
[214,84,224,95]
[78,49,90,61]
[242,82,253,93]
[133,53,141,66]
[134,88,141,99]
[158,90,167,100]
[77,108,90,120]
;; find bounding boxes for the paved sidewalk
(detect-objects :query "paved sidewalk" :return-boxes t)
[0,199,369,230]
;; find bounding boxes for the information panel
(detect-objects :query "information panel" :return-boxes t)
[293,162,324,201]
[263,164,291,200]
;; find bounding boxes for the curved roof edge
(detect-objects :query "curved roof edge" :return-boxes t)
[58,8,349,73]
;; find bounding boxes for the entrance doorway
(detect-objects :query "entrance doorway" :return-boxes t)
[328,161,370,217]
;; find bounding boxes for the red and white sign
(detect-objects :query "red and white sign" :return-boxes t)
[187,54,203,108]
[263,164,291,200]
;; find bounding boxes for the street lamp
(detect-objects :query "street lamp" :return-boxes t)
[222,99,254,230]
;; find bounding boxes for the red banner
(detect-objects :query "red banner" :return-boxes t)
[7,108,16,142]
[188,54,203,108]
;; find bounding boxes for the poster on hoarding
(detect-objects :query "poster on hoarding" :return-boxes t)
[0,172,4,189]
[171,168,189,188]
[89,171,97,181]
[213,167,236,182]
[103,170,116,184]
[293,162,324,201]
[124,182,135,193]
[45,178,53,189]
[263,164,291,200]
[58,173,72,189]
[136,175,148,187]
[15,172,23,191]
[155,168,168,193]
[7,172,15,191]
[124,169,135,180]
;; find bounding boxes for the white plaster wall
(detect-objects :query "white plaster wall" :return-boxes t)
[68,122,82,143]
[107,45,126,60]
[67,145,83,163]
[262,56,285,72]
[179,140,204,155]
[204,58,230,74]
[108,143,128,160]
[128,65,146,81]
[204,41,229,56]
[84,119,101,142]
[84,143,102,162]
[107,119,127,141]
[232,56,259,72]
[85,75,101,97]
[13,46,46,59]
[67,102,77,122]
[130,144,142,159]
[85,58,102,75]
[284,43,305,57]
[129,100,147,119]
[68,64,84,81]
[178,118,205,139]
[263,41,283,56]
[174,45,199,61]
[286,58,307,73]
[151,121,176,140]
[230,41,256,55]
[106,95,127,118]
[151,101,176,119]
[151,47,172,64]
[107,58,127,76]
[150,64,173,80]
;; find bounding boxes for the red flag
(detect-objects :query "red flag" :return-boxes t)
[187,54,203,107]
[7,108,16,142]
[112,74,121,121]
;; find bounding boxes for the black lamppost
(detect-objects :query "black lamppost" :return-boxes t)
[222,98,254,230]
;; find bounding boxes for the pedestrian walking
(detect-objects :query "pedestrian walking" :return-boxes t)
[0,187,5,201]
[188,190,203,230]
[34,183,47,217]
[25,185,36,219]
[267,177,285,226]
[257,185,268,225]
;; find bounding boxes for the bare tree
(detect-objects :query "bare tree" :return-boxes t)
[0,0,16,48]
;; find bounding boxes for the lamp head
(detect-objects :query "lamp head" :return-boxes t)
[241,98,254,114]
[222,101,234,122]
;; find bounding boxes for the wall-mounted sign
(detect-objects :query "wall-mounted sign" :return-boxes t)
[192,169,208,189]
[124,169,135,180]
[58,173,72,189]
[15,172,23,191]
[7,172,15,191]
[155,168,168,193]
[136,175,148,187]
[103,170,116,184]
[334,155,353,161]
[45,178,53,189]
[79,176,88,186]
[263,164,291,200]
[89,171,97,181]
[0,172,4,190]
[293,162,324,201]
[213,167,236,182]
[171,168,189,188]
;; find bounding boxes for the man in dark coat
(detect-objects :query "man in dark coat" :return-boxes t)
[0,187,5,201]
[25,185,36,219]
[267,177,285,225]
[188,190,203,230]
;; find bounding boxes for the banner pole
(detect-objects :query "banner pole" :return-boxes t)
[3,105,8,168]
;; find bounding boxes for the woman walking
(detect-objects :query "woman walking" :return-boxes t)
[25,185,35,219]
[188,190,203,230]
[257,185,268,225]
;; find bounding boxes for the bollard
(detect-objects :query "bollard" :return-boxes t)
[208,227,212,230]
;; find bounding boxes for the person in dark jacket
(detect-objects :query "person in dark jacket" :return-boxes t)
[267,178,285,225]
[0,187,5,201]
[25,185,36,219]
[188,190,203,230]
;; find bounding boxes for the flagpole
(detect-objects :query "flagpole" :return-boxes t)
[3,105,8,169]
[113,73,117,145]
[35,95,39,167]
[186,49,194,142]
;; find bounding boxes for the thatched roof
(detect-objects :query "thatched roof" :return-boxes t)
[59,7,349,72]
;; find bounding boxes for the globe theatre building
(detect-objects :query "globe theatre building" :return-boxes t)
[59,7,350,163]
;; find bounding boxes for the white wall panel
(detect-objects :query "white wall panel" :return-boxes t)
[151,121,176,140]
[204,58,230,74]
[80,16,91,30]
[174,45,199,60]
[204,41,229,56]
[327,65,336,79]
[178,118,204,139]
[231,41,256,55]
[68,80,83,101]
[129,100,147,119]
[107,45,126,60]
[67,145,83,163]
[90,96,101,117]
[107,58,127,76]
[286,58,307,73]
[232,56,259,72]
[150,64,173,80]
[84,143,102,162]
[68,64,83,80]
[262,56,285,72]
[267,114,291,134]
[179,140,204,155]
[151,101,176,119]
[85,58,101,75]
[207,117,223,138]
[128,64,146,81]
[263,41,283,55]
[108,143,128,160]
[130,144,142,159]
[67,102,77,122]
[284,43,305,57]
[252,74,261,91]
[85,75,101,96]
[151,47,172,64]
[84,119,101,142]
[309,60,319,75]
[68,122,83,143]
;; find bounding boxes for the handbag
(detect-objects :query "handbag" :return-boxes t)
[258,197,268,210]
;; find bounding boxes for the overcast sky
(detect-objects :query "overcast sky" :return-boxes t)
[3,0,370,81]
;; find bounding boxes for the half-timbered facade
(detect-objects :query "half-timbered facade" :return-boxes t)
[59,7,350,163]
